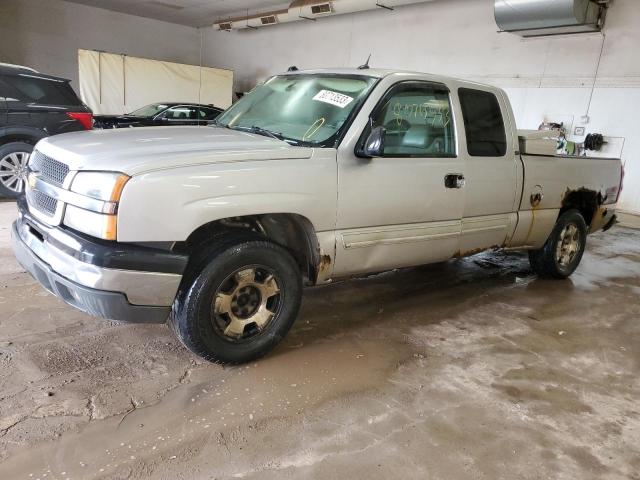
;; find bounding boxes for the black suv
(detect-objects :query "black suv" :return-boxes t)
[0,64,92,198]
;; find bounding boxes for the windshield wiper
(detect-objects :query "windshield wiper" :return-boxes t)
[246,125,283,140]
[227,125,283,140]
[221,124,304,146]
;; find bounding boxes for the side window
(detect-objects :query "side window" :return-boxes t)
[164,106,194,120]
[458,88,507,157]
[5,74,80,106]
[0,77,14,104]
[199,107,220,120]
[368,82,455,157]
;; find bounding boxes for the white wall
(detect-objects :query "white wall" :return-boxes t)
[0,0,201,90]
[203,0,640,214]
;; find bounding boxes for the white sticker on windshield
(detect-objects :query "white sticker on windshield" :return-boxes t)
[313,90,354,109]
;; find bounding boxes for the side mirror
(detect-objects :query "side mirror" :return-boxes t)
[358,126,386,158]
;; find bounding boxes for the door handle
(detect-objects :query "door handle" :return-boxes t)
[444,173,465,189]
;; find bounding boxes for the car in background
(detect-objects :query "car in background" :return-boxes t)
[0,63,93,198]
[93,103,223,129]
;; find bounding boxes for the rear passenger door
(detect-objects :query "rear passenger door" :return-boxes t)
[457,87,518,254]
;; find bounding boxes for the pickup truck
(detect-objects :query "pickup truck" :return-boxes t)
[11,68,623,364]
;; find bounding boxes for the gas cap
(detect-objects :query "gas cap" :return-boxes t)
[530,185,544,207]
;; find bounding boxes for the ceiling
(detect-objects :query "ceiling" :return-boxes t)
[64,0,290,28]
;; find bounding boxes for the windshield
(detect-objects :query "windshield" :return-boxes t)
[128,103,169,117]
[215,74,378,147]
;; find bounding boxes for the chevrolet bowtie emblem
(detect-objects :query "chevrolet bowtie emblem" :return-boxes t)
[27,173,37,189]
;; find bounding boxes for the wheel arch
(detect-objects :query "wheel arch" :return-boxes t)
[0,127,47,147]
[176,213,324,285]
[560,187,603,231]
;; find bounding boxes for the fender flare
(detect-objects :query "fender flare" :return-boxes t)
[0,126,48,145]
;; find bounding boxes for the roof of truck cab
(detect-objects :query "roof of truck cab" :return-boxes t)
[280,68,499,91]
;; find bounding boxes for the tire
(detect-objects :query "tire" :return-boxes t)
[0,142,33,198]
[529,209,587,279]
[169,234,303,364]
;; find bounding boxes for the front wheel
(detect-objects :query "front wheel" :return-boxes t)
[529,209,587,279]
[170,235,302,364]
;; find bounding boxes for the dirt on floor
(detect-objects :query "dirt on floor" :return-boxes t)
[0,201,639,480]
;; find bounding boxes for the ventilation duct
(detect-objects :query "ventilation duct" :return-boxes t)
[214,0,435,31]
[495,0,606,37]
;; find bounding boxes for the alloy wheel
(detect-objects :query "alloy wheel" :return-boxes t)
[0,151,31,193]
[211,266,281,341]
[555,223,581,267]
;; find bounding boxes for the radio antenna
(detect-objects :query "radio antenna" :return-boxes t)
[358,54,371,70]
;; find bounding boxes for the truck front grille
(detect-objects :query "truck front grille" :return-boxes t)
[29,151,70,187]
[26,188,58,216]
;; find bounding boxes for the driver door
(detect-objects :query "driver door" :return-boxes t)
[333,80,465,277]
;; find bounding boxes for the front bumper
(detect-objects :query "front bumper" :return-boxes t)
[11,203,188,323]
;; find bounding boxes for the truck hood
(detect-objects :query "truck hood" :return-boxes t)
[34,126,313,176]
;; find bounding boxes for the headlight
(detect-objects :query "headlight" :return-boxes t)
[70,171,129,202]
[64,172,129,240]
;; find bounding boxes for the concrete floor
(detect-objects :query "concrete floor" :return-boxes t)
[0,201,639,480]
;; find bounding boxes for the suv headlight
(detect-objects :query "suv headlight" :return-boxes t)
[63,172,129,240]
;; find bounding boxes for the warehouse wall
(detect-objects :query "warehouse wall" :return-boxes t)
[0,0,201,90]
[203,0,640,214]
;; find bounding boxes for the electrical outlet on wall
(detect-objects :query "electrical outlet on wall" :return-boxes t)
[574,126,586,136]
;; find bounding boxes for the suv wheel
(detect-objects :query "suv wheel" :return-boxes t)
[170,234,303,364]
[0,142,33,198]
[529,209,587,279]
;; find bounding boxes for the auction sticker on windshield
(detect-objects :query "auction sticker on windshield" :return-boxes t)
[313,90,354,108]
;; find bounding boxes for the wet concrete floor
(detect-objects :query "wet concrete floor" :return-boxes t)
[0,202,638,479]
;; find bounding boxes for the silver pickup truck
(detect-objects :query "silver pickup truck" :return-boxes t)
[11,68,623,363]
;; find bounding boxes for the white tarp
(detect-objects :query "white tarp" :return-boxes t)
[78,49,233,115]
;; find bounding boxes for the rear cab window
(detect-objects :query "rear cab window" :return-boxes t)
[458,88,507,157]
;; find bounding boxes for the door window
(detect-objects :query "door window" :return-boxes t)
[366,82,456,157]
[458,88,507,157]
[199,107,221,120]
[164,106,197,120]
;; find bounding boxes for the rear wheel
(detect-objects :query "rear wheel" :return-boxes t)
[170,235,302,364]
[529,209,587,278]
[0,142,33,198]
